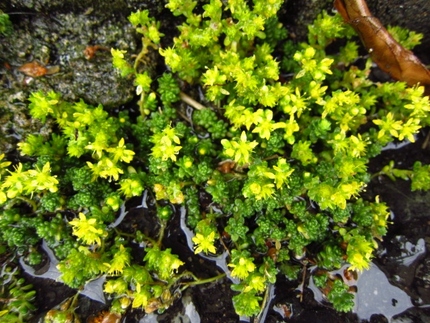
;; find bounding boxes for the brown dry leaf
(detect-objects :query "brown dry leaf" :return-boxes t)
[18,61,60,77]
[18,61,48,77]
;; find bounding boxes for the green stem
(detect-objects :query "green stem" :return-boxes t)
[185,273,226,286]
[157,222,166,246]
[70,292,80,308]
[255,285,270,323]
[133,35,158,70]
[263,154,280,161]
[99,238,106,253]
[114,228,158,247]
[133,38,149,70]
[178,271,226,290]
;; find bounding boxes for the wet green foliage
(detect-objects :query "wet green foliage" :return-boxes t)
[0,265,36,322]
[1,0,430,320]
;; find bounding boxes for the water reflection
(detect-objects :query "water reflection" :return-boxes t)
[355,263,413,321]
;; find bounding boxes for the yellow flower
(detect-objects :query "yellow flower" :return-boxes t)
[348,252,370,271]
[347,235,373,271]
[108,138,135,163]
[229,257,256,280]
[192,231,217,254]
[27,162,59,193]
[244,274,266,293]
[69,212,105,245]
[107,245,130,275]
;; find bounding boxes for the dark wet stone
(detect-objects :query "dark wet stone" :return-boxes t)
[369,0,430,57]
[1,0,164,18]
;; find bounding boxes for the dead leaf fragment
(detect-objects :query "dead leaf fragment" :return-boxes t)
[18,61,60,77]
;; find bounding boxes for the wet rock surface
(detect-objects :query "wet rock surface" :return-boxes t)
[0,11,137,107]
[369,0,430,56]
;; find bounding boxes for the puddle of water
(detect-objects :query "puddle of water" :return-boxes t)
[390,237,426,266]
[139,313,158,323]
[183,294,201,323]
[110,190,149,229]
[20,240,107,304]
[306,257,423,322]
[381,139,415,151]
[355,263,414,321]
[20,240,62,282]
